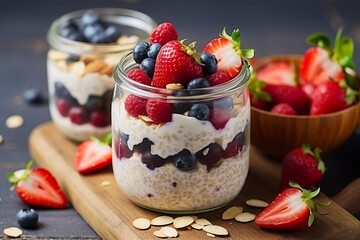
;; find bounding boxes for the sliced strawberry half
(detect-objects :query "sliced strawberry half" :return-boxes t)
[8,161,68,208]
[75,133,112,174]
[256,60,297,86]
[203,28,254,78]
[255,182,320,230]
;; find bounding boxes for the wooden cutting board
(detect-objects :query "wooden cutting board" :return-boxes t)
[29,122,360,240]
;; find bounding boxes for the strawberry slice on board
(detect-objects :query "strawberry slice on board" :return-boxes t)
[256,60,297,87]
[203,28,254,78]
[8,161,68,208]
[75,133,112,174]
[255,182,321,231]
[300,28,355,86]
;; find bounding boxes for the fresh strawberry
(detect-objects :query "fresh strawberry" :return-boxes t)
[255,182,320,230]
[310,80,358,115]
[125,94,148,118]
[152,40,203,88]
[300,28,355,86]
[271,103,296,115]
[8,161,68,208]
[149,22,178,45]
[248,72,271,110]
[203,28,254,78]
[75,133,112,174]
[256,60,297,86]
[127,68,151,86]
[146,99,173,123]
[263,84,311,114]
[209,107,230,130]
[279,144,325,192]
[206,70,231,86]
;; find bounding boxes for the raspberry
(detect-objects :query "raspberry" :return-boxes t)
[207,71,231,85]
[124,94,148,118]
[56,98,71,116]
[146,99,172,123]
[210,108,230,130]
[271,103,296,115]
[90,111,110,127]
[127,68,151,85]
[69,106,88,125]
[149,22,178,45]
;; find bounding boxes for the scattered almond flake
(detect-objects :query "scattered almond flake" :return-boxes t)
[207,233,216,238]
[0,134,3,144]
[173,216,194,229]
[5,115,24,129]
[222,206,243,220]
[235,212,256,223]
[190,215,198,221]
[153,230,167,238]
[3,227,23,238]
[138,115,154,124]
[84,60,107,74]
[48,50,68,61]
[70,61,86,77]
[81,56,96,65]
[202,225,228,236]
[246,199,269,208]
[132,217,151,230]
[101,181,111,187]
[151,215,174,226]
[166,83,184,90]
[196,218,211,226]
[191,223,203,230]
[160,226,178,238]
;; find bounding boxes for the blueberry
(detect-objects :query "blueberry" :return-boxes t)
[85,95,105,111]
[23,87,45,104]
[16,208,38,229]
[54,82,70,98]
[172,90,191,114]
[66,54,80,62]
[188,103,210,120]
[200,52,218,74]
[213,96,233,111]
[83,23,104,42]
[103,25,121,43]
[81,10,101,26]
[58,20,78,38]
[187,77,211,89]
[172,149,197,171]
[140,58,155,78]
[133,41,150,64]
[119,133,133,158]
[147,43,162,60]
[141,151,165,170]
[196,143,223,167]
[67,31,86,42]
[133,138,153,153]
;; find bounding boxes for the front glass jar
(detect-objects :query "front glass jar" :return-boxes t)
[47,8,156,141]
[112,53,251,214]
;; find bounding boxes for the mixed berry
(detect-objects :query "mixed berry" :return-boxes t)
[54,81,112,127]
[116,22,254,171]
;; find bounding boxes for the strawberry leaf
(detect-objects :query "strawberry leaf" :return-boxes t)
[306,32,331,51]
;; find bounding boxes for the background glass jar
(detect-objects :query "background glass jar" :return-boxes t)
[112,53,251,214]
[47,8,156,141]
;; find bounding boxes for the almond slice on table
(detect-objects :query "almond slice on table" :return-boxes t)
[235,212,256,223]
[132,217,151,230]
[153,230,167,238]
[222,206,243,220]
[195,218,212,226]
[173,216,194,228]
[202,225,228,236]
[0,134,3,144]
[246,199,269,208]
[159,226,178,238]
[151,215,174,226]
[5,115,24,129]
[191,222,204,230]
[3,227,23,238]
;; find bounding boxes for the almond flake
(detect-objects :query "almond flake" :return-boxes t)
[191,223,203,230]
[5,115,24,129]
[132,217,151,230]
[235,212,256,223]
[166,83,184,90]
[138,115,154,124]
[202,225,228,236]
[195,218,211,226]
[101,181,111,187]
[207,233,216,238]
[151,215,174,226]
[48,50,68,61]
[84,60,107,74]
[0,134,3,144]
[70,61,86,77]
[160,226,178,238]
[153,230,167,238]
[246,199,268,208]
[173,216,194,228]
[190,215,198,221]
[3,227,23,238]
[222,206,243,220]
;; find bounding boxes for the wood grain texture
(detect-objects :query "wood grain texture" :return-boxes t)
[29,122,360,240]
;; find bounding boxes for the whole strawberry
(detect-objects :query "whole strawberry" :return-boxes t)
[310,80,357,115]
[151,40,203,88]
[279,144,325,192]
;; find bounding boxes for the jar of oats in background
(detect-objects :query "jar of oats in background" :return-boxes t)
[47,8,157,141]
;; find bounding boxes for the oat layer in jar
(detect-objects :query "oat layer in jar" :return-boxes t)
[112,52,251,214]
[47,8,156,141]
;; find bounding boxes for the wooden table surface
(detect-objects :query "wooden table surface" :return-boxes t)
[1,0,359,239]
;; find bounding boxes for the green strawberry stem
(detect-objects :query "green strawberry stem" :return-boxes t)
[179,39,202,65]
[289,181,320,227]
[90,132,112,146]
[8,160,33,187]
[339,80,359,105]
[220,27,255,63]
[302,144,325,174]
[248,71,271,102]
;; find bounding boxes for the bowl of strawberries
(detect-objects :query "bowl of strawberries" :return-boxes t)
[250,29,360,159]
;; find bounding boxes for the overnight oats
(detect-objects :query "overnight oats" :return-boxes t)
[112,23,254,213]
[47,8,157,141]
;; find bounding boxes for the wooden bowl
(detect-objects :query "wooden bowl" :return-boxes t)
[250,55,360,159]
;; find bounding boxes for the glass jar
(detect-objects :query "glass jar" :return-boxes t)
[47,8,157,141]
[112,53,251,214]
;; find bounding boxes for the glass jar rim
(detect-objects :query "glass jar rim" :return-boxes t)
[47,8,157,55]
[113,52,251,100]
